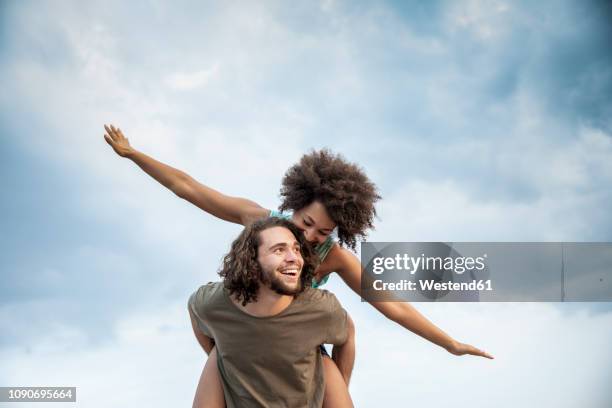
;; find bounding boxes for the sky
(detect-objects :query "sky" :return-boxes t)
[1,0,612,406]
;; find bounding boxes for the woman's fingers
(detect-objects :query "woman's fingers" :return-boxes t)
[104,124,126,143]
[110,124,120,139]
[452,342,494,359]
[469,345,494,359]
[103,134,114,146]
[110,124,122,139]
[104,124,117,141]
[103,124,133,157]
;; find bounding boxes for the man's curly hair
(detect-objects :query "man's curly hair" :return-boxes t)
[279,149,381,250]
[218,217,319,306]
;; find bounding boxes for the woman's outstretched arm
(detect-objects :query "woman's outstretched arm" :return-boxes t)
[103,124,269,225]
[324,245,494,359]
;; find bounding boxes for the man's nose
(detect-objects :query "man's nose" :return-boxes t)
[285,248,298,262]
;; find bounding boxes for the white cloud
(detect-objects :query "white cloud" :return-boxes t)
[1,301,200,408]
[446,0,512,41]
[374,177,592,242]
[165,64,220,91]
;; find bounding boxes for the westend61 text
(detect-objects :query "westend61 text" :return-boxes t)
[372,279,493,292]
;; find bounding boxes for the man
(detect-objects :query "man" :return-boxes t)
[188,217,355,407]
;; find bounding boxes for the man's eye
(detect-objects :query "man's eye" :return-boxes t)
[274,248,283,254]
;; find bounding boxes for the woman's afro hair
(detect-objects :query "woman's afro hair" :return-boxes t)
[279,149,381,250]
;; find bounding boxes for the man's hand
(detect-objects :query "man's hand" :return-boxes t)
[104,124,135,158]
[447,340,494,359]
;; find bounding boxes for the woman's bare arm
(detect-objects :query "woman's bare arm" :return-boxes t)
[323,245,494,359]
[103,124,269,225]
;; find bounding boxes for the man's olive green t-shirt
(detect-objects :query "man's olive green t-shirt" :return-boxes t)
[188,282,349,408]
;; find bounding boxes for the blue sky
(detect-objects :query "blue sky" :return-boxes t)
[1,1,612,407]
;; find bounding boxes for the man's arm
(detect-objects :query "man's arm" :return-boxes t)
[331,315,355,386]
[189,305,215,355]
[103,124,269,226]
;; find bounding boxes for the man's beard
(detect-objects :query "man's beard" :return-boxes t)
[264,269,303,296]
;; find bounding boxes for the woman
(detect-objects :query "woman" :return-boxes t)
[103,124,493,406]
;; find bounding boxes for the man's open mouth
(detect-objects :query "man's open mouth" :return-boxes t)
[280,268,298,277]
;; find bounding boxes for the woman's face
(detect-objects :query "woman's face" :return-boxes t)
[291,201,336,245]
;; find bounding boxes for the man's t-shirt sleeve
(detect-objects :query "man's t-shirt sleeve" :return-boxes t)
[323,292,349,345]
[188,284,214,338]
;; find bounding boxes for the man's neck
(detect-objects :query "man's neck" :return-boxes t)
[233,286,294,317]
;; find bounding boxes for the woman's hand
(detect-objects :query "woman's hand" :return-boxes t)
[447,340,494,359]
[103,124,135,158]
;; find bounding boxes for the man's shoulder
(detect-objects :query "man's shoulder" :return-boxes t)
[197,281,225,296]
[297,287,341,310]
[189,281,225,312]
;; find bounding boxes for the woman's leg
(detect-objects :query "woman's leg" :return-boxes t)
[192,348,225,408]
[322,354,354,408]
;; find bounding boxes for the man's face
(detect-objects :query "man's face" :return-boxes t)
[257,226,304,295]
